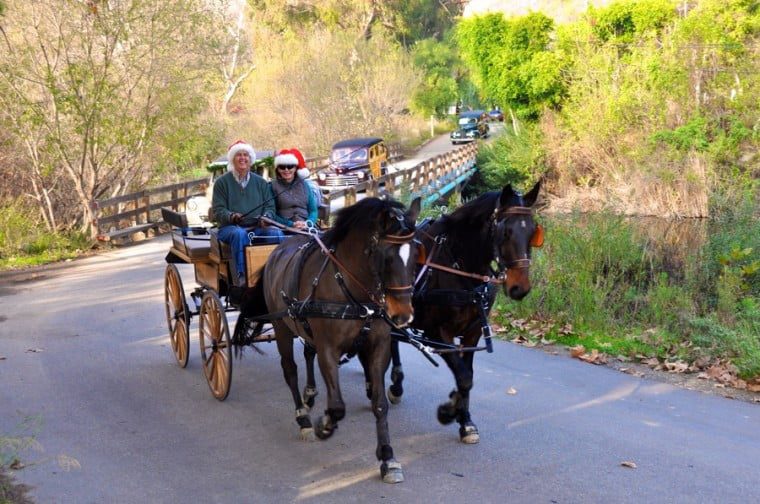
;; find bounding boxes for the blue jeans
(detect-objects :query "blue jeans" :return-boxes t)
[217,225,284,278]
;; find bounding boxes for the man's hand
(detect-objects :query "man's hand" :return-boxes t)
[292,220,307,230]
[230,212,243,224]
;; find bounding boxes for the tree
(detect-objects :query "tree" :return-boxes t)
[0,0,225,232]
[242,26,420,152]
[457,12,566,118]
[208,0,257,115]
[410,37,461,117]
[247,0,458,45]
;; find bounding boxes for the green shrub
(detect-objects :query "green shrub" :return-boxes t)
[652,116,710,152]
[474,125,546,191]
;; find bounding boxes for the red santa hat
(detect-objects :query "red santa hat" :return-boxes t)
[227,140,256,171]
[274,148,306,168]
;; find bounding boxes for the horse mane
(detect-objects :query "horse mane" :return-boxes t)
[323,197,406,246]
[444,192,499,231]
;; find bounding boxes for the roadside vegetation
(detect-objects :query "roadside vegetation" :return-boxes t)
[0,0,465,270]
[455,0,759,385]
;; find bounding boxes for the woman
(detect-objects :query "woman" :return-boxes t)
[270,148,318,230]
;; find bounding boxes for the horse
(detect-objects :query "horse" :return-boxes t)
[388,181,543,444]
[240,197,422,484]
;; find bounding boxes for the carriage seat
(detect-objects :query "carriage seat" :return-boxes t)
[209,228,232,262]
[161,207,211,261]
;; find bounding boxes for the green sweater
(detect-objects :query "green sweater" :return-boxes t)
[212,171,276,226]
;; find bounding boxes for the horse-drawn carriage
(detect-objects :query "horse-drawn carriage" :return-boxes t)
[162,206,280,399]
[160,182,544,483]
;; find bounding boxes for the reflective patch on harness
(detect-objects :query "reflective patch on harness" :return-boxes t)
[398,243,410,266]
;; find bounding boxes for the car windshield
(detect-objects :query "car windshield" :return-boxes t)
[459,117,477,126]
[331,147,368,164]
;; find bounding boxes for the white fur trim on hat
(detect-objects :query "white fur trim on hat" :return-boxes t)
[274,153,299,167]
[227,141,256,171]
[297,168,310,179]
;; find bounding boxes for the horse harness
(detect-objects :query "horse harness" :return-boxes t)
[411,205,536,354]
[278,221,416,359]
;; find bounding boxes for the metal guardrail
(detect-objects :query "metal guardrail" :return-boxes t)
[91,142,475,241]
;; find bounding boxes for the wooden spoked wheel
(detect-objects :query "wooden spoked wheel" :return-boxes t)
[199,291,232,401]
[164,264,190,368]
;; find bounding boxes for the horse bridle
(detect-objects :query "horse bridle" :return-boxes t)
[490,206,536,274]
[311,216,417,307]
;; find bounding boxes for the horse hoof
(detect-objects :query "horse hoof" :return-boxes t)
[437,402,457,425]
[315,415,335,440]
[459,424,480,444]
[299,427,315,442]
[387,386,402,405]
[380,460,404,484]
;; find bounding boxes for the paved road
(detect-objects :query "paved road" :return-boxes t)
[1,235,759,504]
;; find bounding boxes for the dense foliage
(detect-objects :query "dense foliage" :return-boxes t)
[460,0,758,380]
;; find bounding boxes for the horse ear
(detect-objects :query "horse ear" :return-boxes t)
[499,184,516,207]
[407,197,421,222]
[523,179,542,207]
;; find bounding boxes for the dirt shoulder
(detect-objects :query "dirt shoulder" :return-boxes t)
[529,341,760,404]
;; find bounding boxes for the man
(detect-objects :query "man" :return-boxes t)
[212,140,284,286]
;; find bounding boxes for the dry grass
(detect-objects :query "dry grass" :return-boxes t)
[540,112,712,218]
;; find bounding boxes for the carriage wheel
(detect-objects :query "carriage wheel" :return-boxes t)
[165,264,190,368]
[199,291,232,401]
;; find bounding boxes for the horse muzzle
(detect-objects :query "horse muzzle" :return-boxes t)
[384,286,414,327]
[505,266,531,301]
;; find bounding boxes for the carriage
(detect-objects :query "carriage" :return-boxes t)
[161,206,281,400]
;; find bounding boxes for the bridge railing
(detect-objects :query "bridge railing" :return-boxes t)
[90,142,474,241]
[319,142,477,221]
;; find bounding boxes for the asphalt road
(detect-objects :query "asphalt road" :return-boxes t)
[2,234,759,504]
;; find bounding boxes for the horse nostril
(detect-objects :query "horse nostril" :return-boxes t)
[392,314,412,327]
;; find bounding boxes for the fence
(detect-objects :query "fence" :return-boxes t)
[319,142,478,221]
[90,142,474,241]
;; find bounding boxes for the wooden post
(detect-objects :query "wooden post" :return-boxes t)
[89,200,99,240]
[346,187,357,206]
[142,194,150,224]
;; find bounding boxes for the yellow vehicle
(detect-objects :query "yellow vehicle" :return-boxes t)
[317,137,388,189]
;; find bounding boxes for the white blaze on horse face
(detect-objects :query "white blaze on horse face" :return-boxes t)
[521,220,526,228]
[398,243,410,266]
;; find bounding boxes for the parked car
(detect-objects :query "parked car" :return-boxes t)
[316,137,388,189]
[488,107,504,122]
[450,110,489,144]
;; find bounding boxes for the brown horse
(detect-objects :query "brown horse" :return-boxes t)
[389,181,543,443]
[241,197,421,483]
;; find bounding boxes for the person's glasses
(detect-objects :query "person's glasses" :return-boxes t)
[277,165,296,171]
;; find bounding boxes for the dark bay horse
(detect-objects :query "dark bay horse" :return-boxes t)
[389,181,543,443]
[241,197,421,484]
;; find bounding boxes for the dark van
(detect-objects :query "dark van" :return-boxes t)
[316,137,388,189]
[450,110,489,144]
